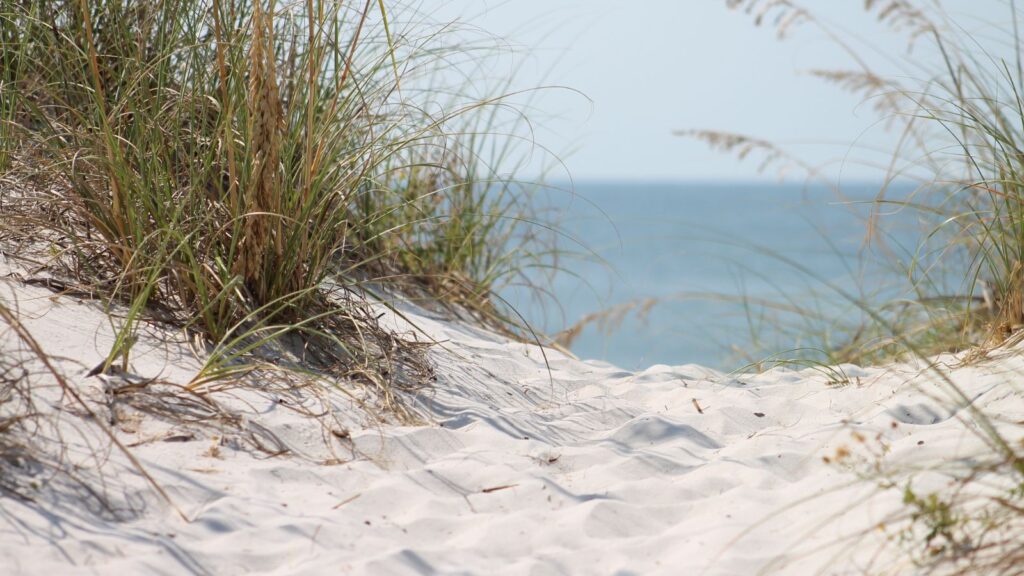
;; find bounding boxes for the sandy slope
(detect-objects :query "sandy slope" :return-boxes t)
[1,274,1022,575]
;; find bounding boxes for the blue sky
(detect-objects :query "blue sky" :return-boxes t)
[429,1,1013,182]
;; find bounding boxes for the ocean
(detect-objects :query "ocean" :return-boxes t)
[502,180,930,371]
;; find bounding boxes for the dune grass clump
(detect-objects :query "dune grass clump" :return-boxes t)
[698,1,1024,571]
[695,0,1024,363]
[0,0,552,407]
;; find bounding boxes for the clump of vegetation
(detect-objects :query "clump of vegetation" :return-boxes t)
[0,0,555,410]
[702,1,1024,571]
[694,0,1024,365]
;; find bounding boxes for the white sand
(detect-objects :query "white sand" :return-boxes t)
[1,273,1022,575]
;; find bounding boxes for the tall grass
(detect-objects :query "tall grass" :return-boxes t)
[697,1,1024,360]
[698,1,1024,571]
[0,1,555,394]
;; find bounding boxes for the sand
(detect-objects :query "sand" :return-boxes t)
[1,271,1022,575]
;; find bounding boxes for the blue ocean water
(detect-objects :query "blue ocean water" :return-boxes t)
[502,180,928,371]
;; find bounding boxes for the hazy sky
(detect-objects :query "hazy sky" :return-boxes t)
[430,1,1012,182]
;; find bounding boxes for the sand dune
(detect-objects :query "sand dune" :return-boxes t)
[1,275,1022,575]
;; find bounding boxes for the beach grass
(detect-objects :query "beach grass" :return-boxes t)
[695,1,1024,360]
[0,0,556,413]
[706,1,1024,570]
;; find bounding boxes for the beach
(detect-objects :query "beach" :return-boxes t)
[4,1,1024,573]
[3,267,1021,575]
